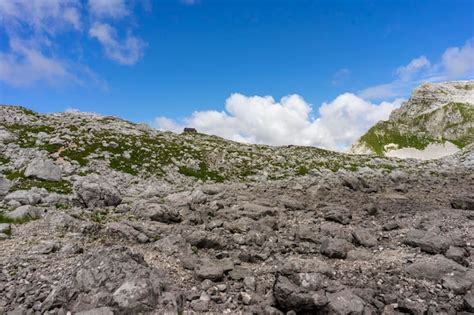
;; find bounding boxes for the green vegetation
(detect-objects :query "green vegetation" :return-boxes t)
[90,211,107,224]
[0,155,10,165]
[360,121,435,155]
[11,179,72,194]
[1,123,54,149]
[12,106,39,117]
[179,162,225,182]
[451,102,474,121]
[5,170,25,181]
[359,101,474,154]
[456,83,474,90]
[4,170,72,194]
[296,165,309,176]
[0,213,36,225]
[55,203,70,210]
[1,104,419,182]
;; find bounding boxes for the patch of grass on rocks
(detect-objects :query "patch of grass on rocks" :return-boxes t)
[0,213,35,225]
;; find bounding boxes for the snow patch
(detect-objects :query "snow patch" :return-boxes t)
[385,142,460,160]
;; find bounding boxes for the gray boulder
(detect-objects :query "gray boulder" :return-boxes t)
[323,205,352,225]
[0,223,11,234]
[194,258,225,281]
[74,175,121,208]
[405,229,452,254]
[0,128,17,142]
[200,184,224,195]
[191,189,207,204]
[445,246,469,266]
[106,221,151,243]
[273,274,329,312]
[451,195,474,210]
[186,230,226,249]
[4,205,45,220]
[327,289,365,314]
[134,202,181,223]
[465,291,474,312]
[279,196,305,210]
[274,257,336,312]
[321,237,352,259]
[297,224,319,243]
[442,273,472,294]
[241,203,278,220]
[24,158,62,181]
[352,229,378,248]
[41,246,179,314]
[405,254,467,280]
[4,190,42,205]
[0,176,12,197]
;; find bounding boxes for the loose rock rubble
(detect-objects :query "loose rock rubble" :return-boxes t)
[0,104,473,314]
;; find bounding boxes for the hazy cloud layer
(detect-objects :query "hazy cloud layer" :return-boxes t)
[88,0,129,19]
[155,93,403,151]
[359,39,474,100]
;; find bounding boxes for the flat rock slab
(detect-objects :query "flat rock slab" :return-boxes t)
[405,229,452,254]
[194,259,225,281]
[405,255,467,280]
[24,158,62,181]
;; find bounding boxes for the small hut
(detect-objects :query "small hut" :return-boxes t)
[183,127,197,134]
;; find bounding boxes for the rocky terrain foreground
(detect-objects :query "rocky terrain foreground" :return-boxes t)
[0,103,474,314]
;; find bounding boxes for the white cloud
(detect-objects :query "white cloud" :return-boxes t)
[395,56,430,82]
[0,0,148,87]
[0,0,83,87]
[0,39,73,87]
[358,82,404,100]
[441,39,474,77]
[359,39,474,100]
[89,22,146,65]
[0,0,82,34]
[154,93,403,150]
[88,0,129,19]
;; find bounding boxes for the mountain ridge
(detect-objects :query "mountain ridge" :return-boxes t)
[351,80,474,159]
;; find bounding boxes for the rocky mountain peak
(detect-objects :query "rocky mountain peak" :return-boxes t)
[390,80,474,120]
[351,80,474,159]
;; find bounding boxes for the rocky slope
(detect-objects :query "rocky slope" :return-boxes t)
[0,104,473,314]
[351,80,474,159]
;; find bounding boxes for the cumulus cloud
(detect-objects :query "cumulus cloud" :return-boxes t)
[359,39,474,100]
[89,22,146,65]
[88,0,129,18]
[154,93,403,150]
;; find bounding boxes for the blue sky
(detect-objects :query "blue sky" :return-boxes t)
[1,0,473,149]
